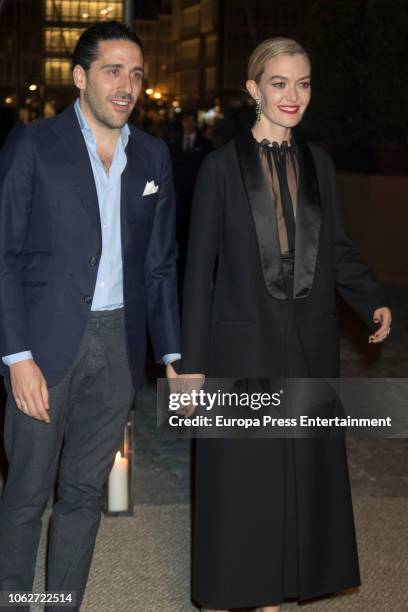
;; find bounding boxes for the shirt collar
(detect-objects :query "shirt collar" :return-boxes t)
[74,98,130,149]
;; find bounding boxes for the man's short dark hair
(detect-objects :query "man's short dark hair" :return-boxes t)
[72,20,143,71]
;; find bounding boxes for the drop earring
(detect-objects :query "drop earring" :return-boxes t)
[256,98,262,121]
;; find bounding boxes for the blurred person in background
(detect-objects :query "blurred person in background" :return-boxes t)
[168,110,213,287]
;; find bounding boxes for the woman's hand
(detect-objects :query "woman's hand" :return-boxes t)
[368,307,392,344]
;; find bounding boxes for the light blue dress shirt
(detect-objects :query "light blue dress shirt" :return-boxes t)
[76,97,127,311]
[2,99,180,367]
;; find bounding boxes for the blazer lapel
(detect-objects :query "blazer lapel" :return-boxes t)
[235,128,287,300]
[293,139,322,299]
[51,104,101,233]
[120,131,151,213]
[120,130,154,254]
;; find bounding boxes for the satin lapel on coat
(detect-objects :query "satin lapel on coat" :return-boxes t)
[235,128,287,300]
[293,139,322,299]
[51,104,101,233]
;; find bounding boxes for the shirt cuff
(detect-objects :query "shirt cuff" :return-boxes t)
[2,351,34,366]
[162,353,181,365]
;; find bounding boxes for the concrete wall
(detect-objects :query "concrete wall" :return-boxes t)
[338,174,408,284]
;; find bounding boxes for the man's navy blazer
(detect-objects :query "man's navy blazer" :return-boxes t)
[0,103,181,387]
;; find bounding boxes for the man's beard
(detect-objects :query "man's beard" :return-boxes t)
[83,88,133,130]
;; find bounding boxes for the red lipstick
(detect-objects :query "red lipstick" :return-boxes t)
[278,105,300,115]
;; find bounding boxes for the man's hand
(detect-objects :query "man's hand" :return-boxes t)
[165,361,205,417]
[176,373,206,418]
[166,360,180,391]
[9,359,50,423]
[166,361,178,380]
[369,307,392,344]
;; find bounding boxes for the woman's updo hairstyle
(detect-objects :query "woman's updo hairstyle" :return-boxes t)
[248,37,309,84]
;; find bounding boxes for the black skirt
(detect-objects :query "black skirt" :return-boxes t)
[191,257,360,609]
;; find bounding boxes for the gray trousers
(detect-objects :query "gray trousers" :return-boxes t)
[0,309,135,611]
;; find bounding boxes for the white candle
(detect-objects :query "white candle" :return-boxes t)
[108,451,129,512]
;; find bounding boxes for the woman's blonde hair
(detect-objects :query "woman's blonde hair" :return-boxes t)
[248,37,309,83]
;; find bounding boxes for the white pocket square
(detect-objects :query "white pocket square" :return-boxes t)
[143,180,159,196]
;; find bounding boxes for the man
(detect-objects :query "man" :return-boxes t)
[0,21,180,610]
[168,111,213,283]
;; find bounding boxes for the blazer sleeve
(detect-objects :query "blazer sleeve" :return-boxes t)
[181,153,223,374]
[144,140,181,361]
[0,125,35,356]
[324,152,389,330]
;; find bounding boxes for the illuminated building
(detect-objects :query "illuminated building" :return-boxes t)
[171,0,306,112]
[132,1,172,101]
[44,1,124,113]
[134,0,307,118]
[0,0,307,131]
[0,0,125,131]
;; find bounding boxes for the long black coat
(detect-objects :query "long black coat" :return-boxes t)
[181,127,387,607]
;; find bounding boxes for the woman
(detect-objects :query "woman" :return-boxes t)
[180,38,392,612]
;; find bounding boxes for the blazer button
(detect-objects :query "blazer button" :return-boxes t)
[89,256,97,266]
[84,295,92,304]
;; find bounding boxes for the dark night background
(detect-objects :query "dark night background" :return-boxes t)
[0,0,407,172]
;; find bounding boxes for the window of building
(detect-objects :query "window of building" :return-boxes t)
[205,34,217,61]
[45,1,123,23]
[201,0,216,33]
[45,28,84,53]
[204,66,216,93]
[45,58,73,84]
[180,39,200,66]
[181,5,200,35]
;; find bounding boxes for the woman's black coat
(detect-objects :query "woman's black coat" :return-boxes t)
[180,127,387,606]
